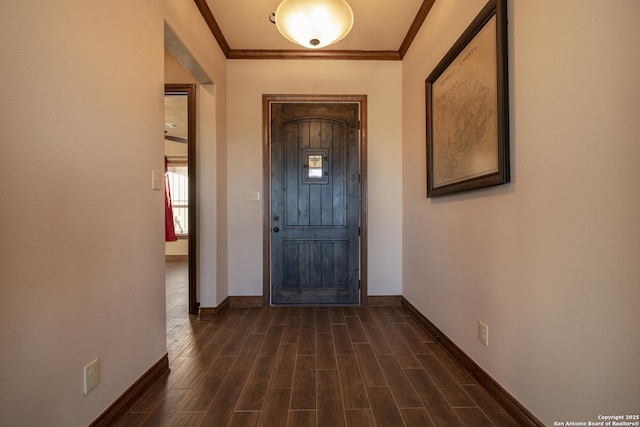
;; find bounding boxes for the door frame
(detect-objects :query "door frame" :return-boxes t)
[262,94,368,307]
[165,84,198,315]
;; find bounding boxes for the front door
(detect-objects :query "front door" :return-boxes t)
[270,101,361,305]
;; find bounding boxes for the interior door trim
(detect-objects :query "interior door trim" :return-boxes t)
[165,83,198,314]
[262,94,368,307]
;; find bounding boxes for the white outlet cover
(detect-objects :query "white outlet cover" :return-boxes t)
[83,358,100,395]
[478,321,489,347]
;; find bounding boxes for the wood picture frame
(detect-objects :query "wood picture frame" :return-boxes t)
[426,0,509,197]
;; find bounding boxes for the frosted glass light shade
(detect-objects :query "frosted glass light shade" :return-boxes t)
[275,0,354,49]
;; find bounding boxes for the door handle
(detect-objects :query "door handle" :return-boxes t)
[273,227,280,233]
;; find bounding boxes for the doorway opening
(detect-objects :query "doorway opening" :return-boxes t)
[262,94,368,307]
[165,84,198,314]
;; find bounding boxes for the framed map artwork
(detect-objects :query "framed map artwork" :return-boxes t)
[426,0,509,197]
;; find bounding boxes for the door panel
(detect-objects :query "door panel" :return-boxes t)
[271,103,359,305]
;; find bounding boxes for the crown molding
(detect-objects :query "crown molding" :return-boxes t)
[193,0,434,61]
[227,49,400,61]
[193,0,230,57]
[399,0,436,59]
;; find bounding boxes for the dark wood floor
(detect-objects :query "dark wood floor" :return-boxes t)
[119,261,518,426]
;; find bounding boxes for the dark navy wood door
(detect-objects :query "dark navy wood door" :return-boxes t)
[271,103,360,305]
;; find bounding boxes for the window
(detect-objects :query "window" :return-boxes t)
[166,162,188,237]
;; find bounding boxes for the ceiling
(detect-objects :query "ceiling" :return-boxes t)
[165,93,188,143]
[196,0,436,60]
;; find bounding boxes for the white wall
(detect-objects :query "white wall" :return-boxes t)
[227,60,403,298]
[0,1,166,425]
[402,0,640,424]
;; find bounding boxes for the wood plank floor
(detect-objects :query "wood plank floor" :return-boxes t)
[119,261,518,426]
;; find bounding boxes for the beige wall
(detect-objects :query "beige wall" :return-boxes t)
[165,46,198,85]
[402,0,640,424]
[0,0,226,424]
[165,0,229,307]
[226,60,403,299]
[0,1,166,425]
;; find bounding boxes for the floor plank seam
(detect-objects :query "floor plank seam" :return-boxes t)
[150,262,524,427]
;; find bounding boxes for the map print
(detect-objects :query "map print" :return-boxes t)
[432,16,498,188]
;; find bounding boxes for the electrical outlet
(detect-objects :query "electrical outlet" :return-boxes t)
[478,321,489,347]
[83,359,100,395]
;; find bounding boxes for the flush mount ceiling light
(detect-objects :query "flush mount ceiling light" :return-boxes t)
[269,0,354,49]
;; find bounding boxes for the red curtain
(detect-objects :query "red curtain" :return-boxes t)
[164,157,178,242]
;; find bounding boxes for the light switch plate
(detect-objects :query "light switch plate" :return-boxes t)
[245,191,260,202]
[152,170,162,191]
